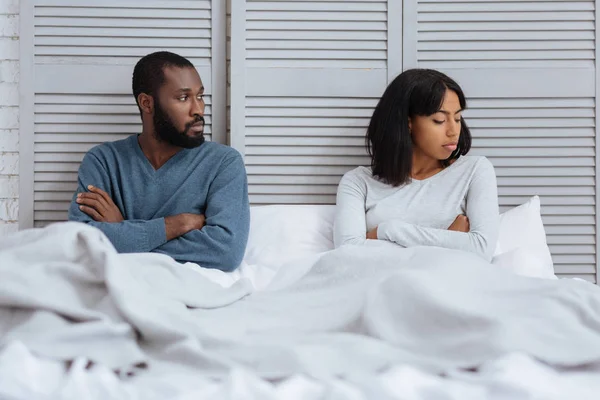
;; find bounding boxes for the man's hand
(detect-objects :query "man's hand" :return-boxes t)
[448,215,470,232]
[165,213,206,241]
[76,185,124,223]
[366,227,378,240]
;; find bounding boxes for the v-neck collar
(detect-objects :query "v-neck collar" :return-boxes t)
[130,135,189,178]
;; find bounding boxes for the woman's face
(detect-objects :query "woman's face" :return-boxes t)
[409,89,463,161]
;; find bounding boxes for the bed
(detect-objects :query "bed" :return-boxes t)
[1,196,599,400]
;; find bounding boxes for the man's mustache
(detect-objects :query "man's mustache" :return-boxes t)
[186,116,205,130]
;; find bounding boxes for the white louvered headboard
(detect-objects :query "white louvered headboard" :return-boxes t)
[20,0,225,228]
[230,0,598,283]
[19,0,599,283]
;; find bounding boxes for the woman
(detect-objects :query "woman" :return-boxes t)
[334,69,499,261]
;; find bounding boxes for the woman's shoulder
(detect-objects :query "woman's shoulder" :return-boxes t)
[453,156,496,181]
[342,166,372,180]
[455,155,494,171]
[338,166,377,191]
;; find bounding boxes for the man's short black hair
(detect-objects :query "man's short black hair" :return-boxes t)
[132,51,194,114]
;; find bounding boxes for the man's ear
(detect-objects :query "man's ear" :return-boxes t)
[137,93,154,115]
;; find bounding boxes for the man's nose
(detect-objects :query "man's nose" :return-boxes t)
[191,97,205,117]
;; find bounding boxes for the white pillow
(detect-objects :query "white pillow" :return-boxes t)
[244,196,555,278]
[244,204,336,268]
[492,195,555,279]
[492,247,557,280]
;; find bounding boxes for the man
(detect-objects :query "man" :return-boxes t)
[68,51,250,272]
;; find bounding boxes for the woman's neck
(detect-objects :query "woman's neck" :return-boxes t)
[411,151,443,180]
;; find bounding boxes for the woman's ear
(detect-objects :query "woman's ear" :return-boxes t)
[137,93,154,115]
[408,118,413,134]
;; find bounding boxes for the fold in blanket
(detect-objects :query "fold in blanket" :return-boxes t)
[1,222,600,379]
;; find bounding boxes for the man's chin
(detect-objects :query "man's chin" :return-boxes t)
[158,133,204,149]
[187,126,205,137]
[181,135,205,149]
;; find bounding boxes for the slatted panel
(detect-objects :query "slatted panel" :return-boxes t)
[410,0,597,282]
[31,0,216,227]
[238,0,392,204]
[246,96,374,204]
[34,1,212,65]
[246,0,387,68]
[417,0,595,68]
[32,94,213,226]
[464,98,596,281]
[560,274,597,283]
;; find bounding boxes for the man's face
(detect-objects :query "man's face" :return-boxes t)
[153,66,206,149]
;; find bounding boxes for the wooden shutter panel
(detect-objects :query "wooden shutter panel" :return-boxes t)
[230,0,400,204]
[405,0,597,282]
[20,0,225,228]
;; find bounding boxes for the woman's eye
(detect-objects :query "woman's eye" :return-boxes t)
[433,119,445,124]
[455,119,461,123]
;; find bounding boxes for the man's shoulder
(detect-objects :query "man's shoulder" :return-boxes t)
[201,141,240,156]
[194,141,243,165]
[86,135,135,163]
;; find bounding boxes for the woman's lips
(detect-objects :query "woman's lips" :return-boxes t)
[443,144,457,151]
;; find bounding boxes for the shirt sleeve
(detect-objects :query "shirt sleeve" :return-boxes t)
[333,170,386,248]
[68,151,168,253]
[377,158,500,261]
[151,152,250,272]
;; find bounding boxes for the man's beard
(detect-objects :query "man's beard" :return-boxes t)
[153,102,205,149]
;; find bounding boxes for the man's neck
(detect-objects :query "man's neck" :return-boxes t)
[138,130,181,170]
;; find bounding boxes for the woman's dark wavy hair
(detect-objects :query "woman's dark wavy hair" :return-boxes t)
[366,68,471,186]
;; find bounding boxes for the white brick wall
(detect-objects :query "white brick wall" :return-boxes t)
[0,0,19,233]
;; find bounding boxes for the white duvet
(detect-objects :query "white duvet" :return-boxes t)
[1,221,600,399]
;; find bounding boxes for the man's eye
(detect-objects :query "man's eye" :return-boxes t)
[178,96,188,101]
[197,94,204,100]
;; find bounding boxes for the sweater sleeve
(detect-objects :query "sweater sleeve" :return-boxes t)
[377,158,500,261]
[68,151,168,253]
[151,152,250,272]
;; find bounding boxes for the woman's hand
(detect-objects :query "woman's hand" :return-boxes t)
[448,215,470,232]
[366,227,378,240]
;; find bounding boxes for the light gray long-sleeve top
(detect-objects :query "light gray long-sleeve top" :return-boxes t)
[333,156,500,261]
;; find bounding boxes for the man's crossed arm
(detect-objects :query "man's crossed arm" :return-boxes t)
[68,151,250,271]
[76,184,206,241]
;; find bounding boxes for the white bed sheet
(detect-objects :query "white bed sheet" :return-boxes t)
[1,340,599,400]
[2,243,599,400]
[0,200,591,400]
